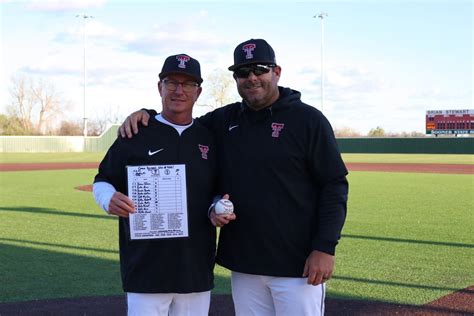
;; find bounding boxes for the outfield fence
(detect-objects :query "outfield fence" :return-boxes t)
[337,137,474,154]
[0,125,120,153]
[1,124,473,153]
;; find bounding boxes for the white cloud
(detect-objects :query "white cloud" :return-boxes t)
[83,20,116,37]
[54,19,118,43]
[26,0,106,12]
[122,19,229,60]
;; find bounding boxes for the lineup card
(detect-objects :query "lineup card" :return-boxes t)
[127,164,188,240]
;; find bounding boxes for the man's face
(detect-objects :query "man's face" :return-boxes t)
[158,74,202,118]
[233,64,281,111]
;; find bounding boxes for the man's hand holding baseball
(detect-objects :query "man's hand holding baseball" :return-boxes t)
[209,194,236,227]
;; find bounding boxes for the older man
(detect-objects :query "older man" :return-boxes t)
[93,54,231,316]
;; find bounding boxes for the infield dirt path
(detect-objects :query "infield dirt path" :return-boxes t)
[1,162,473,174]
[0,287,472,315]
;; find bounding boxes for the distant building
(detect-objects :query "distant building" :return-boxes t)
[426,109,474,135]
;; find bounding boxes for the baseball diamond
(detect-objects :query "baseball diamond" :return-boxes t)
[0,161,472,315]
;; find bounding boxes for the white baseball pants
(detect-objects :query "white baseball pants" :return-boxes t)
[126,291,210,316]
[231,271,325,316]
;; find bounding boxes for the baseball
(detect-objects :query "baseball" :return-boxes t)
[215,199,234,215]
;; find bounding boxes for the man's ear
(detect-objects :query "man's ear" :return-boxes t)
[157,81,163,97]
[195,86,203,100]
[273,65,282,79]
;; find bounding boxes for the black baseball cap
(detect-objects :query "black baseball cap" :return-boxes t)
[228,39,276,71]
[159,54,203,84]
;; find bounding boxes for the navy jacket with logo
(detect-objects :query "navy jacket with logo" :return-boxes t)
[94,118,217,293]
[147,87,348,277]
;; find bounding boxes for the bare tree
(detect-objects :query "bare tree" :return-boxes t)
[390,131,425,138]
[57,120,83,136]
[87,118,108,136]
[7,75,67,135]
[8,76,35,132]
[205,69,235,110]
[30,79,64,133]
[87,104,126,136]
[334,126,362,137]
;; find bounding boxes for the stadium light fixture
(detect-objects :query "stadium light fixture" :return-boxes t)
[314,12,328,112]
[76,14,93,137]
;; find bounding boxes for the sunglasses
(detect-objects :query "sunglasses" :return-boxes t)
[233,64,276,78]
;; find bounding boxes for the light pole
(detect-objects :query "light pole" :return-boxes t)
[314,12,327,112]
[76,13,93,137]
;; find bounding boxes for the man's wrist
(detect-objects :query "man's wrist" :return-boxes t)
[208,195,222,218]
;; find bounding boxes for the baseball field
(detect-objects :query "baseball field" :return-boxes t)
[0,153,473,315]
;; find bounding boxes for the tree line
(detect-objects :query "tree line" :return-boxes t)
[1,75,120,136]
[334,126,425,138]
[1,71,237,136]
[1,73,425,137]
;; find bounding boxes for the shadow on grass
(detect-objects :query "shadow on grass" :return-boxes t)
[0,243,471,315]
[0,206,113,220]
[1,237,466,299]
[0,237,117,254]
[5,208,472,248]
[4,208,472,249]
[0,242,231,304]
[343,233,474,248]
[0,242,121,303]
[332,275,471,293]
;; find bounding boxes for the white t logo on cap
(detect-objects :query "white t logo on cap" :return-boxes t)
[176,55,190,68]
[243,43,256,59]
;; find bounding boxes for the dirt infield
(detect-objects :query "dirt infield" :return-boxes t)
[1,162,473,174]
[1,161,473,315]
[0,287,472,315]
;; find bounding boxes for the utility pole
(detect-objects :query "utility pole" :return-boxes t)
[76,13,93,137]
[314,12,328,112]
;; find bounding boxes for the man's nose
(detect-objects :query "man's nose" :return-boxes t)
[247,71,258,79]
[174,83,185,93]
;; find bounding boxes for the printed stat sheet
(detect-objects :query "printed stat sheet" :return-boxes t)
[127,165,188,239]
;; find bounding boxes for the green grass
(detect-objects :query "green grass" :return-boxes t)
[0,169,121,301]
[0,155,473,305]
[0,169,231,302]
[342,153,474,164]
[334,172,473,304]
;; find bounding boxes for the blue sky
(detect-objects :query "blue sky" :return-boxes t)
[1,0,472,133]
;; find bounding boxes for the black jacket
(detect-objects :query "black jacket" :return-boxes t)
[94,118,217,293]
[200,87,348,277]
[148,87,348,277]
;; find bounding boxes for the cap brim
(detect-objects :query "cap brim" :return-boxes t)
[228,60,275,71]
[159,71,203,84]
